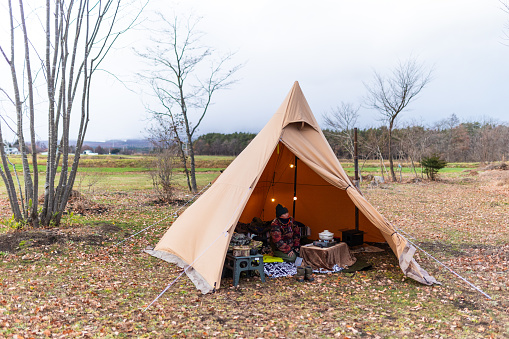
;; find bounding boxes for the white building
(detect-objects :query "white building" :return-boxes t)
[4,147,20,155]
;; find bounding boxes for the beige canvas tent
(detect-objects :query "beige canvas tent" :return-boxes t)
[147,82,438,293]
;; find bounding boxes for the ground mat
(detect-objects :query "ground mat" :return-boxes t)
[341,258,372,273]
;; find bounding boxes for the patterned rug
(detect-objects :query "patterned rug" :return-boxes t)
[263,262,297,278]
[263,262,344,278]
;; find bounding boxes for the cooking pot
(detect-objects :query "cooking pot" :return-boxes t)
[318,230,334,241]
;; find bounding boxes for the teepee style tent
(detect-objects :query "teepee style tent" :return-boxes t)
[147,82,438,293]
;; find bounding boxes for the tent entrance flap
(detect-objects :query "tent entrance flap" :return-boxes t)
[239,143,385,242]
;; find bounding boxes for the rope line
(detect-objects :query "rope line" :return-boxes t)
[113,183,211,247]
[393,226,492,300]
[144,187,253,311]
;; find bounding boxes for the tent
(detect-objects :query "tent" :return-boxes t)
[147,82,438,293]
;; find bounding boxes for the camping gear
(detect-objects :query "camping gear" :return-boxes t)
[232,246,250,257]
[247,217,271,234]
[262,255,284,263]
[224,253,265,287]
[228,233,251,252]
[146,81,438,293]
[341,258,373,273]
[304,266,315,282]
[301,242,356,271]
[312,240,337,248]
[318,230,334,241]
[312,264,345,274]
[341,229,364,247]
[249,240,263,251]
[295,266,305,282]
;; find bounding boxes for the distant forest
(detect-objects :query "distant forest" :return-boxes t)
[193,132,257,156]
[194,116,509,163]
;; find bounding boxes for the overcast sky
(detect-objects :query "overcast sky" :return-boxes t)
[2,0,509,141]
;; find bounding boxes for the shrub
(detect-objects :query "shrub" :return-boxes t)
[421,154,447,180]
[150,149,178,203]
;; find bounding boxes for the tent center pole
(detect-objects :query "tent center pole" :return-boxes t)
[293,156,298,218]
[354,128,359,231]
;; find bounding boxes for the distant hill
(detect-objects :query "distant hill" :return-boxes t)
[79,139,153,154]
[81,139,152,149]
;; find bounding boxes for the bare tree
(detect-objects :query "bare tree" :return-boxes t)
[0,0,143,227]
[150,148,179,203]
[323,102,359,159]
[147,113,180,201]
[137,14,241,193]
[397,122,432,177]
[364,58,432,181]
[502,1,509,42]
[473,118,504,163]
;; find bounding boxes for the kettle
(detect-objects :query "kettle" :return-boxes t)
[318,230,334,241]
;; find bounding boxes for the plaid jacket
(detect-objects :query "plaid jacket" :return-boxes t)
[270,217,301,254]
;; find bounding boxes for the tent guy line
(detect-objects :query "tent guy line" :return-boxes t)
[143,187,254,311]
[392,226,492,300]
[112,182,212,247]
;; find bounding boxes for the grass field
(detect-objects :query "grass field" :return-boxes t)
[0,155,475,194]
[0,156,507,338]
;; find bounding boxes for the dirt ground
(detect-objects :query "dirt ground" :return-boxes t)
[0,169,508,338]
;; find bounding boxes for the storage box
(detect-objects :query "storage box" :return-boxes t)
[341,229,364,247]
[232,246,250,257]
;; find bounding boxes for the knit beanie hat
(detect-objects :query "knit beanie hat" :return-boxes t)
[276,204,288,217]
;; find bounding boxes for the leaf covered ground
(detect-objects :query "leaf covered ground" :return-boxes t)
[0,169,508,338]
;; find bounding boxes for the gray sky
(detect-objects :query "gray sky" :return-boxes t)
[2,0,509,141]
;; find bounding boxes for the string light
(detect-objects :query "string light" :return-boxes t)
[271,198,275,202]
[289,164,294,168]
[293,196,297,200]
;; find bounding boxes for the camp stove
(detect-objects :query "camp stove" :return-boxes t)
[313,239,337,248]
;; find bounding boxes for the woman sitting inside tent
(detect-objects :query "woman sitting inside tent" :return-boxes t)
[270,204,301,263]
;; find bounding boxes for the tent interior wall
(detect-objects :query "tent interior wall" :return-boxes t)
[239,142,385,243]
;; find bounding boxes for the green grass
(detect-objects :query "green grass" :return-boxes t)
[343,166,475,174]
[174,167,224,172]
[4,165,152,173]
[193,155,235,161]
[0,154,484,199]
[77,167,151,173]
[12,165,224,174]
[3,154,233,168]
[7,172,218,193]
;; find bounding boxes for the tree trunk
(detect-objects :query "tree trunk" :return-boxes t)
[188,139,197,193]
[410,155,418,177]
[0,127,23,221]
[179,141,192,192]
[388,121,397,182]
